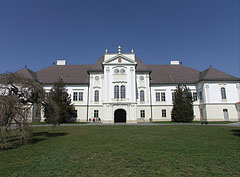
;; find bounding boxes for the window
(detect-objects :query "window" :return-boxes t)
[156,92,160,101]
[114,85,119,99]
[140,110,145,118]
[161,92,166,101]
[120,69,125,74]
[94,90,99,102]
[94,110,99,118]
[193,92,197,101]
[172,92,175,102]
[45,92,50,98]
[162,109,166,117]
[140,90,145,102]
[73,92,78,101]
[72,110,77,117]
[199,91,203,101]
[121,85,126,98]
[79,92,83,101]
[73,92,83,101]
[221,87,226,99]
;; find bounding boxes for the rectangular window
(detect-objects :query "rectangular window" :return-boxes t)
[162,109,166,117]
[161,92,166,101]
[79,92,83,101]
[193,92,197,101]
[72,110,77,117]
[94,110,99,118]
[221,87,227,99]
[94,91,99,102]
[172,92,175,102]
[199,91,202,101]
[73,92,78,101]
[140,90,145,102]
[45,92,50,98]
[156,92,161,101]
[140,110,145,118]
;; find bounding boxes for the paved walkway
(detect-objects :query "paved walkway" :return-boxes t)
[32,122,240,127]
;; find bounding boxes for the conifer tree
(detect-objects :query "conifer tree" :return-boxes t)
[44,79,75,123]
[171,85,194,122]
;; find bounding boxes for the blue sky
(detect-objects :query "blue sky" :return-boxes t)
[0,0,239,77]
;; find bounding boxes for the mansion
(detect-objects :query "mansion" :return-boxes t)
[16,46,240,123]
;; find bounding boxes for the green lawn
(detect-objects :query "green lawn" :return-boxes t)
[152,121,236,124]
[0,126,239,177]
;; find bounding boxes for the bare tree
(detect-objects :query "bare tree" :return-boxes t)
[0,73,45,149]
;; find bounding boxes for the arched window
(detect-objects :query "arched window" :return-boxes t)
[94,90,99,102]
[114,85,119,99]
[221,87,226,99]
[140,90,144,102]
[120,85,125,98]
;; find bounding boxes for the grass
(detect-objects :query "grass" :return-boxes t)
[31,122,89,125]
[0,126,239,177]
[152,121,236,124]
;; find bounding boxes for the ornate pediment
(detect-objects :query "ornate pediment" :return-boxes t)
[103,54,136,65]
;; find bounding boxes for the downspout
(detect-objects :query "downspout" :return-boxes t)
[149,72,153,122]
[86,74,90,122]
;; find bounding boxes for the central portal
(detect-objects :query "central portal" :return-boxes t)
[114,109,126,123]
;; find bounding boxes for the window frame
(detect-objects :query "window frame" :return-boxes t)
[79,92,83,101]
[172,92,175,102]
[94,90,99,102]
[162,109,166,117]
[120,85,126,99]
[73,92,78,101]
[156,92,161,102]
[140,110,145,118]
[140,90,145,102]
[193,92,197,101]
[161,92,166,101]
[114,85,119,99]
[221,87,226,99]
[94,110,99,118]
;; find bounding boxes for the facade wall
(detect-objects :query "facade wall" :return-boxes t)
[37,54,240,123]
[205,104,239,121]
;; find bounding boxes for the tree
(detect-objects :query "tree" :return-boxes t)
[0,73,45,149]
[171,85,194,122]
[44,79,75,123]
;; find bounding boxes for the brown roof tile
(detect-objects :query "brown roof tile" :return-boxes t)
[198,67,240,81]
[16,68,39,81]
[16,57,240,85]
[147,64,200,84]
[37,65,92,84]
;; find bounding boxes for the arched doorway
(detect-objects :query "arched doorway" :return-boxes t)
[114,109,126,123]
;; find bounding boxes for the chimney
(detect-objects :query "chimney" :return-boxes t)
[56,60,66,65]
[170,60,180,65]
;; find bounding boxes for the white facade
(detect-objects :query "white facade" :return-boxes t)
[39,47,240,123]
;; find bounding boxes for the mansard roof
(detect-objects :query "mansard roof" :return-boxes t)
[16,67,39,82]
[198,67,240,82]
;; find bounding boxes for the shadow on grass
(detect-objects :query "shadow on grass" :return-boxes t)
[32,132,68,144]
[231,129,240,137]
[1,131,68,151]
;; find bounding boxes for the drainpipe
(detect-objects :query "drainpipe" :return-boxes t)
[149,74,153,122]
[86,76,90,122]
